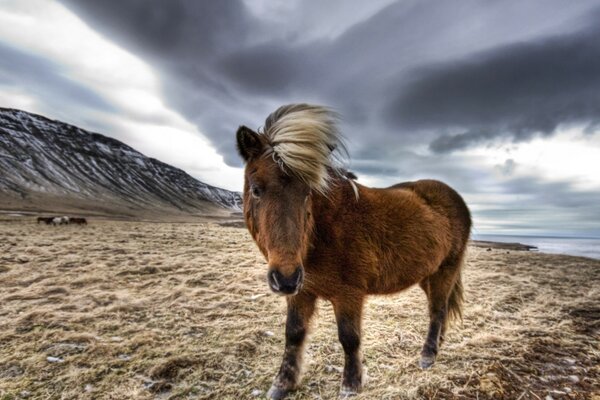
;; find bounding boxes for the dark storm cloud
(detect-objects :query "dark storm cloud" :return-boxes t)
[0,41,114,113]
[58,0,251,59]
[218,42,316,95]
[57,0,600,167]
[386,18,600,153]
[59,0,292,165]
[49,0,600,237]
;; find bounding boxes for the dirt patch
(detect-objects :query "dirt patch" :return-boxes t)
[149,356,200,380]
[567,304,600,335]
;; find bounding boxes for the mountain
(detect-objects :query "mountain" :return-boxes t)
[0,108,241,218]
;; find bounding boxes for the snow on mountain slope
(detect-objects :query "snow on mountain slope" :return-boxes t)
[0,108,242,215]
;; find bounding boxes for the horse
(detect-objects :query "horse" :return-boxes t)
[70,217,87,225]
[37,217,54,225]
[52,216,70,226]
[236,104,471,399]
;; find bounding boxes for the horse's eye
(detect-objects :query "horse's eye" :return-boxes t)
[251,185,262,199]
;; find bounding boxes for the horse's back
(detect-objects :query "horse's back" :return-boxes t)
[389,179,471,253]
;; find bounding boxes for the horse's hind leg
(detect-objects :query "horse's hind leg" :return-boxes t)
[418,257,462,369]
[267,291,316,400]
[332,294,366,397]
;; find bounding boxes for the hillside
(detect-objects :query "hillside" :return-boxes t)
[0,108,241,218]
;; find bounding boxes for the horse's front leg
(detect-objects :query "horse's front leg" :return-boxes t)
[333,295,366,397]
[267,291,316,400]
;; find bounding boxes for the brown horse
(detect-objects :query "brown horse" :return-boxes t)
[236,104,471,399]
[37,217,54,225]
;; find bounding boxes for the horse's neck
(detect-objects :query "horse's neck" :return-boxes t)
[311,178,357,224]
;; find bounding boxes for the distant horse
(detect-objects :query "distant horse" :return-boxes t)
[236,104,471,399]
[70,217,87,225]
[37,217,54,225]
[52,216,70,226]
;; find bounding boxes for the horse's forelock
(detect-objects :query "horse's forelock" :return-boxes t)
[262,104,348,194]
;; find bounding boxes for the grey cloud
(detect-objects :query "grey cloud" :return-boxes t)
[351,145,600,236]
[59,0,303,167]
[350,147,489,195]
[496,159,516,176]
[386,16,600,153]
[0,41,114,114]
[469,174,600,236]
[57,1,600,167]
[40,0,600,236]
[218,43,314,96]
[59,0,251,60]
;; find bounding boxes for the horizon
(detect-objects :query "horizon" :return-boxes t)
[474,233,600,240]
[1,0,599,237]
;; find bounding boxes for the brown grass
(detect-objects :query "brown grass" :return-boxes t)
[0,218,598,399]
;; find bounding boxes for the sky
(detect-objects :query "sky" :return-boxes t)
[0,0,599,237]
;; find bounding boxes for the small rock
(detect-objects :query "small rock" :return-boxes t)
[47,356,64,363]
[263,331,275,337]
[110,336,123,342]
[84,384,94,392]
[19,391,31,398]
[568,375,579,383]
[143,380,155,389]
[325,365,343,373]
[564,358,576,365]
[251,389,262,396]
[45,342,86,356]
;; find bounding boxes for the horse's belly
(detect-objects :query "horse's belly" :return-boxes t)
[366,279,414,295]
[366,260,439,295]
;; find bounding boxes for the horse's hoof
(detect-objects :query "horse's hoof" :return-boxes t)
[266,386,291,400]
[339,386,358,398]
[419,355,435,369]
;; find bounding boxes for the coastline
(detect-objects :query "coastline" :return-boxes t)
[470,239,538,252]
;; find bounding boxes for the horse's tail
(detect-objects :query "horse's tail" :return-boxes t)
[447,270,464,323]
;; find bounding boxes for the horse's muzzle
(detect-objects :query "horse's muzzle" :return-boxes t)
[268,266,303,295]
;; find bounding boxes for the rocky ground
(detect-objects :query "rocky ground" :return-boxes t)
[0,217,598,399]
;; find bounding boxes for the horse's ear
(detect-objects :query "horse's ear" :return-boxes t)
[236,125,262,162]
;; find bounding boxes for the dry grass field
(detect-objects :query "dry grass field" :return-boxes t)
[0,218,598,399]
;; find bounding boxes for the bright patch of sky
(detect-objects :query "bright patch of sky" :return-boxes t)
[468,128,600,192]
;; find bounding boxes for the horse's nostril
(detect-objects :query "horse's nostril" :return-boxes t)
[268,267,303,295]
[267,269,281,291]
[292,267,304,286]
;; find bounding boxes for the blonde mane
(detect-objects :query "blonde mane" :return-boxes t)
[262,104,348,194]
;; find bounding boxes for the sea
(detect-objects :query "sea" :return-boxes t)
[472,234,600,260]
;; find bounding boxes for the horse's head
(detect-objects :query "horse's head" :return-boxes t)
[236,104,346,296]
[236,126,314,295]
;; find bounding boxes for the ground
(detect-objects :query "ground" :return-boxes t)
[0,218,598,399]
